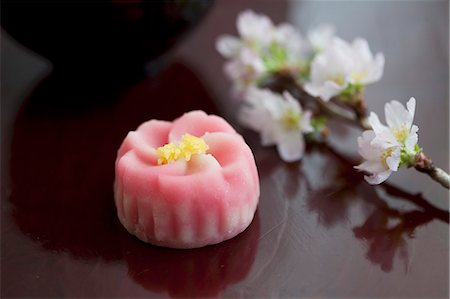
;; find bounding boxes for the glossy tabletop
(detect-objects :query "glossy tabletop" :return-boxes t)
[1,1,449,298]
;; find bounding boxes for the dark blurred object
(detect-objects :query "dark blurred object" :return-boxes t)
[1,0,214,80]
[2,61,223,297]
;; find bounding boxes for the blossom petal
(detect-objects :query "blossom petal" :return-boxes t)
[239,88,311,161]
[276,23,307,59]
[240,48,264,69]
[304,80,345,101]
[364,170,392,185]
[276,131,304,162]
[371,129,400,148]
[322,81,347,101]
[283,91,301,113]
[347,38,384,85]
[224,48,265,85]
[307,23,335,52]
[352,38,373,63]
[237,10,274,44]
[386,147,401,171]
[224,60,241,81]
[239,88,277,137]
[305,37,352,100]
[260,124,280,146]
[238,104,270,133]
[405,124,419,151]
[355,160,385,173]
[216,35,242,58]
[357,130,379,160]
[361,53,385,84]
[301,110,314,133]
[406,97,416,125]
[385,100,410,130]
[368,112,388,134]
[263,93,287,119]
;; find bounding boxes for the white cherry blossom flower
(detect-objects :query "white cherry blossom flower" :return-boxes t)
[355,130,401,184]
[349,38,385,86]
[355,97,419,185]
[216,10,274,59]
[274,23,309,65]
[258,23,308,75]
[237,9,275,47]
[216,34,242,58]
[217,10,309,85]
[369,97,419,153]
[304,37,352,101]
[239,88,313,162]
[304,37,385,101]
[224,47,266,92]
[307,24,335,52]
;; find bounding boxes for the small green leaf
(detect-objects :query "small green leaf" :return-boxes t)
[414,143,421,153]
[399,146,420,167]
[262,42,288,71]
[339,83,363,102]
[298,60,311,82]
[311,115,328,131]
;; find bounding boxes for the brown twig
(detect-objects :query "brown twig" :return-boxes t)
[260,73,371,130]
[299,89,371,130]
[413,152,450,189]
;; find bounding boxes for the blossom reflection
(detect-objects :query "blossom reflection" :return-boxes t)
[304,143,448,272]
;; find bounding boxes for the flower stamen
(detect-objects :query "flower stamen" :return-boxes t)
[327,74,346,86]
[280,109,301,130]
[351,70,368,83]
[155,134,209,165]
[381,147,395,169]
[392,125,408,143]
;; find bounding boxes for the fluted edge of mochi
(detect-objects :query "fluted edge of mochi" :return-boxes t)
[114,111,260,249]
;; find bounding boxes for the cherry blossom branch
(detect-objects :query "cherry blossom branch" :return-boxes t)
[216,10,449,191]
[302,87,450,190]
[316,142,450,216]
[261,73,450,190]
[414,152,450,189]
[301,89,371,130]
[307,94,450,190]
[260,73,370,129]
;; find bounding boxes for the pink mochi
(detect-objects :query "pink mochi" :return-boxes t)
[114,111,260,248]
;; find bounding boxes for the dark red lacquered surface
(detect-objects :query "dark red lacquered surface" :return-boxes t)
[2,1,449,298]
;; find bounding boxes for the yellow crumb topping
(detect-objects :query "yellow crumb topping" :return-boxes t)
[155,134,209,165]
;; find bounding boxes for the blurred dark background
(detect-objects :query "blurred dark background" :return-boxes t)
[2,0,213,76]
[1,1,449,298]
